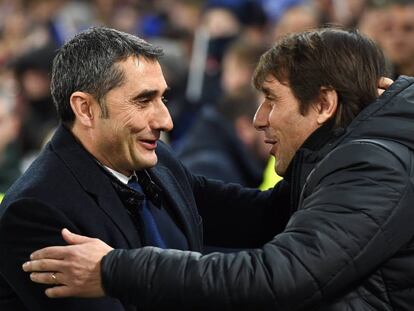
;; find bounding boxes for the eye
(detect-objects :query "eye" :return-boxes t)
[138,98,151,105]
[161,96,168,104]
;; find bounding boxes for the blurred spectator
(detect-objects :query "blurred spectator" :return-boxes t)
[93,0,116,25]
[177,40,269,186]
[0,0,51,66]
[205,0,267,44]
[381,0,414,77]
[139,0,201,39]
[49,0,96,45]
[12,42,57,165]
[164,0,201,37]
[0,73,22,193]
[198,1,268,105]
[313,0,368,27]
[236,0,268,46]
[271,4,320,42]
[358,0,393,47]
[200,5,241,105]
[110,3,140,34]
[178,89,268,187]
[221,40,266,96]
[260,0,306,23]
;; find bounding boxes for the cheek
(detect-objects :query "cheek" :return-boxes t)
[120,111,136,126]
[118,112,146,134]
[279,123,304,153]
[268,110,280,128]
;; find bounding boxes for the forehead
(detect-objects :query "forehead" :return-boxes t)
[261,75,290,94]
[117,56,167,89]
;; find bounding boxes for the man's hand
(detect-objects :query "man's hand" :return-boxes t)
[22,228,113,298]
[378,77,394,95]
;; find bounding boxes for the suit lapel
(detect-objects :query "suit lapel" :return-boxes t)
[148,166,202,251]
[50,125,141,248]
[93,189,141,248]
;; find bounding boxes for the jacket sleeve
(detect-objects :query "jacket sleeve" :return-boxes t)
[101,142,413,311]
[192,175,291,248]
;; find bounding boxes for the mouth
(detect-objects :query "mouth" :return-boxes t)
[264,139,277,145]
[264,139,278,156]
[138,138,158,150]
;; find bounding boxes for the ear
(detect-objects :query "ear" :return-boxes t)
[69,92,96,127]
[314,87,338,125]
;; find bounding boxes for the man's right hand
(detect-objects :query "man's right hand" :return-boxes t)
[22,228,113,298]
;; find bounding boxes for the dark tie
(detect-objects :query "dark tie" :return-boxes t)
[127,175,166,248]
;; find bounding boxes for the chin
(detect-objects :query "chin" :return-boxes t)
[275,162,286,177]
[137,156,158,169]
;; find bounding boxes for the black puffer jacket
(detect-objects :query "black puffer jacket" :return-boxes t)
[101,76,414,310]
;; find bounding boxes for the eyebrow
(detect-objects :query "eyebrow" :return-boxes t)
[261,87,273,96]
[131,87,170,101]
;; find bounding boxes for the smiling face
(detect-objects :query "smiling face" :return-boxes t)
[89,56,173,175]
[382,4,414,74]
[253,76,320,176]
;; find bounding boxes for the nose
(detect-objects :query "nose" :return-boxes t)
[151,99,173,132]
[253,101,268,131]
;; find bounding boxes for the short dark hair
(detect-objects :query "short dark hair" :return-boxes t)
[51,27,163,125]
[253,28,386,129]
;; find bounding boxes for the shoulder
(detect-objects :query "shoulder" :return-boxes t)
[309,139,411,190]
[1,141,103,215]
[2,146,59,202]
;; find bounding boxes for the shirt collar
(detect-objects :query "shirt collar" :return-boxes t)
[103,165,132,185]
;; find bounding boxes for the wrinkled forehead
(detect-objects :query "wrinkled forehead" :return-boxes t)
[259,74,289,93]
[116,55,164,78]
[118,56,167,90]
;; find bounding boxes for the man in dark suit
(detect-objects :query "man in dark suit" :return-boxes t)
[0,27,285,311]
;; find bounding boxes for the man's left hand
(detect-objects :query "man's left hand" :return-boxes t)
[378,77,394,95]
[22,228,113,298]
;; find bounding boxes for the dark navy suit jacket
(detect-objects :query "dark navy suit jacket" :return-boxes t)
[0,125,204,311]
[0,125,289,310]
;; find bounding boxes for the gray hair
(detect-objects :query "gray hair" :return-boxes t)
[51,27,163,125]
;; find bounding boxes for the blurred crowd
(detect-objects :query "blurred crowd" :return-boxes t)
[0,0,413,194]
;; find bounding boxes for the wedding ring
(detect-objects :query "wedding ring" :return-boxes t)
[51,272,58,285]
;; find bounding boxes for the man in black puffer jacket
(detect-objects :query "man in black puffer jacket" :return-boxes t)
[24,28,414,310]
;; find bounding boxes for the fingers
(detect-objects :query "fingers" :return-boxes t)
[30,271,64,285]
[30,245,71,260]
[378,77,394,95]
[45,285,75,298]
[22,259,65,273]
[379,77,394,89]
[31,273,104,298]
[61,228,94,245]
